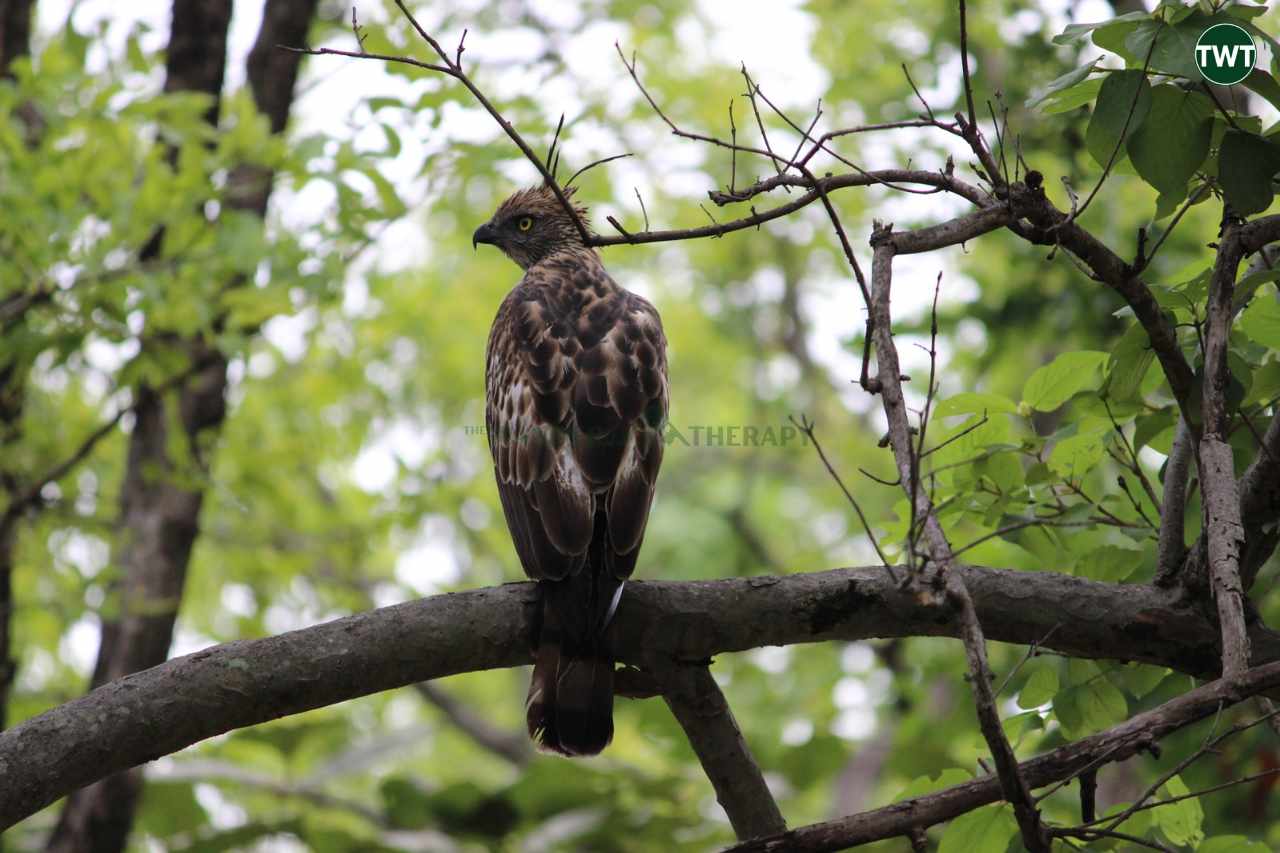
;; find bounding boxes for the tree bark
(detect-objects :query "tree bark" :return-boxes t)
[5,564,1280,828]
[46,1,317,849]
[0,0,33,81]
[0,0,36,759]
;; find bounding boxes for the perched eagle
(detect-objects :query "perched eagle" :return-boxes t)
[474,185,668,756]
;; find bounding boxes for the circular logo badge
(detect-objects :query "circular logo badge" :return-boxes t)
[1195,23,1257,86]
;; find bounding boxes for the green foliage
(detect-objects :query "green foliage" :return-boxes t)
[4,1,1280,851]
[937,803,1017,853]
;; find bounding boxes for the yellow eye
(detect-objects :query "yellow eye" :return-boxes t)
[517,216,533,231]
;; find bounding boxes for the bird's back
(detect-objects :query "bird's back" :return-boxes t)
[484,248,667,756]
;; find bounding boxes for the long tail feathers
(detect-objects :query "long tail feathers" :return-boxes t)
[526,640,615,756]
[526,567,619,757]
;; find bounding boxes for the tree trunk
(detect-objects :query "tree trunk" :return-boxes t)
[44,0,317,849]
[0,0,37,756]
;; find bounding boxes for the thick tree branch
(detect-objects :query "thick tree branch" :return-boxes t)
[1200,223,1250,676]
[658,664,786,840]
[1238,411,1280,589]
[726,659,1280,852]
[880,204,1011,255]
[4,565,1279,828]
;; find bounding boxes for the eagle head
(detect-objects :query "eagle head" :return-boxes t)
[473,184,591,270]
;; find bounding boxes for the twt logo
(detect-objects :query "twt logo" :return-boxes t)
[1196,23,1257,86]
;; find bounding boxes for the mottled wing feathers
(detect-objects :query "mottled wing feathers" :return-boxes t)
[485,253,667,583]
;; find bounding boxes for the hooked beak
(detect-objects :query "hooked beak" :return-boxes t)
[472,222,497,250]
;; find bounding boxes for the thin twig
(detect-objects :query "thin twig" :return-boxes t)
[790,414,895,574]
[634,187,650,231]
[958,0,978,129]
[740,66,787,177]
[563,152,634,188]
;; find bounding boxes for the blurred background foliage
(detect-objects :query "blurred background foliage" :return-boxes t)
[3,0,1280,850]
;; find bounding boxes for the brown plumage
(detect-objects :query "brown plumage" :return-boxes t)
[475,185,668,756]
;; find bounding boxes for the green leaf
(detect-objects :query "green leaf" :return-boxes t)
[1176,266,1212,306]
[1017,661,1059,709]
[1086,70,1152,169]
[1247,361,1280,406]
[978,452,1023,493]
[1075,544,1145,582]
[895,768,972,801]
[1055,667,1128,736]
[1041,77,1105,115]
[1240,295,1280,348]
[1156,774,1205,846]
[1002,710,1045,742]
[1028,59,1099,109]
[1201,836,1271,852]
[938,803,1018,853]
[1022,351,1109,412]
[1243,69,1280,113]
[1234,267,1280,312]
[1053,11,1151,46]
[1127,85,1213,196]
[1099,801,1154,837]
[1105,323,1157,402]
[1135,408,1177,453]
[1126,19,1201,79]
[1219,130,1280,216]
[1154,187,1184,221]
[1094,19,1148,59]
[1049,430,1106,478]
[934,391,1017,418]
[1114,662,1170,698]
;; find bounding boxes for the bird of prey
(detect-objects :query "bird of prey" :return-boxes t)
[473,184,668,756]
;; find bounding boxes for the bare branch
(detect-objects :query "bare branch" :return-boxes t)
[727,658,1280,852]
[563,152,634,188]
[710,168,991,209]
[739,66,787,177]
[658,663,785,840]
[1154,418,1192,586]
[958,0,978,130]
[1200,222,1251,676]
